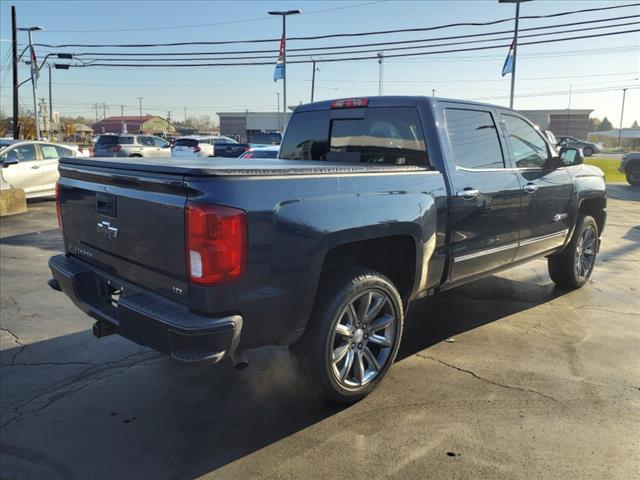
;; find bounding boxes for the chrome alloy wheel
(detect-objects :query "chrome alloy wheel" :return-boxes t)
[575,225,596,280]
[329,289,397,389]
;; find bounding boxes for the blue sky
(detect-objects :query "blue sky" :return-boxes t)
[1,0,638,127]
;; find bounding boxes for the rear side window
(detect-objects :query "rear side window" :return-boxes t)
[138,136,155,147]
[119,136,134,145]
[96,136,118,145]
[40,145,59,159]
[280,107,427,166]
[445,108,505,169]
[55,146,75,157]
[176,138,199,148]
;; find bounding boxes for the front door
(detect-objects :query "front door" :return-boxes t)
[499,113,573,259]
[441,106,522,283]
[0,143,43,195]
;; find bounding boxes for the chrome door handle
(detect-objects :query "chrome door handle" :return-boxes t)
[30,165,40,169]
[456,189,479,199]
[523,183,538,193]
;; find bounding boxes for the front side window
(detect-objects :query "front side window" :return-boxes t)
[502,114,550,168]
[138,136,155,147]
[445,108,505,169]
[5,144,37,162]
[55,146,75,157]
[40,145,59,159]
[152,137,168,148]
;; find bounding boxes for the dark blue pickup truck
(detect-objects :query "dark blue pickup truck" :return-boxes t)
[49,96,606,402]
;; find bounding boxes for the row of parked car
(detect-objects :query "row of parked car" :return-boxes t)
[0,135,281,199]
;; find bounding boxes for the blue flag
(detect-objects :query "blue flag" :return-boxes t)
[502,40,514,77]
[273,62,283,82]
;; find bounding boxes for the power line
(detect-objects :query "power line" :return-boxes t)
[43,1,384,33]
[72,20,640,63]
[33,3,640,48]
[70,28,640,68]
[60,13,640,57]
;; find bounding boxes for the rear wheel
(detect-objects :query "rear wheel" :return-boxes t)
[129,153,142,157]
[293,268,404,403]
[583,147,593,157]
[548,214,598,289]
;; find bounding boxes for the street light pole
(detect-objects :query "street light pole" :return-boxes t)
[137,97,144,118]
[499,0,529,109]
[49,64,53,139]
[618,88,628,148]
[11,6,19,139]
[269,9,300,131]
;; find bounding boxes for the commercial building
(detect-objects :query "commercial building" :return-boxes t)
[92,115,175,135]
[217,111,289,143]
[519,109,593,139]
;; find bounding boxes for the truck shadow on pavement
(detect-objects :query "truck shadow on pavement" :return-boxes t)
[1,273,570,479]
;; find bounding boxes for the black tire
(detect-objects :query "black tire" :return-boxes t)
[583,147,593,157]
[626,166,640,186]
[292,268,404,403]
[129,153,142,157]
[548,214,598,289]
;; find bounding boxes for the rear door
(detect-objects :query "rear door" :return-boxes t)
[36,143,62,193]
[152,136,171,157]
[440,105,522,282]
[499,112,573,259]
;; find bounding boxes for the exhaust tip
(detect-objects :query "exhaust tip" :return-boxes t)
[47,278,61,291]
[231,350,248,369]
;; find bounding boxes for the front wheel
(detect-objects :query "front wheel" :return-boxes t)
[293,268,404,403]
[548,214,598,289]
[583,147,593,157]
[626,167,640,186]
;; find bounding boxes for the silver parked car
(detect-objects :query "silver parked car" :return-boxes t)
[0,141,77,198]
[93,134,171,158]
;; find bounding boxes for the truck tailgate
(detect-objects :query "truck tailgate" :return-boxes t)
[58,161,189,303]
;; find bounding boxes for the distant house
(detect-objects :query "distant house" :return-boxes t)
[92,115,176,135]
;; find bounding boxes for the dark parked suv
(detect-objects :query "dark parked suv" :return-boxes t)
[94,134,171,158]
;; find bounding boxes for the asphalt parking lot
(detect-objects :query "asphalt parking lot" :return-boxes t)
[1,185,639,480]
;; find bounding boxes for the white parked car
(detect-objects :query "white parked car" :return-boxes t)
[171,136,215,158]
[0,141,77,198]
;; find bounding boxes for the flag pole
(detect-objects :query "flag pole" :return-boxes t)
[509,1,520,109]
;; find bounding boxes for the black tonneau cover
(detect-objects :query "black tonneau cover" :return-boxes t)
[59,156,427,177]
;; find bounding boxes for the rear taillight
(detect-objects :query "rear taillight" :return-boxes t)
[331,98,369,109]
[55,182,63,230]
[244,146,250,151]
[112,145,121,153]
[186,202,247,285]
[89,147,94,157]
[193,146,201,153]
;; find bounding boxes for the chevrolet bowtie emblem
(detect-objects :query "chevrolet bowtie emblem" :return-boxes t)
[97,220,119,240]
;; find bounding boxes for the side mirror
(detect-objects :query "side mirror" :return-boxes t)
[1,157,18,167]
[558,147,583,167]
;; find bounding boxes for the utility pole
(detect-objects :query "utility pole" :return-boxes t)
[137,96,143,118]
[311,59,317,102]
[269,9,300,132]
[276,92,280,120]
[94,103,99,122]
[121,105,124,133]
[377,52,384,96]
[565,85,572,136]
[618,88,628,148]
[102,103,106,120]
[167,111,171,122]
[11,6,19,139]
[48,64,53,138]
[184,107,187,123]
[432,89,436,97]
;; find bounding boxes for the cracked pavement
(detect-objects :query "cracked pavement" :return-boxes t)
[1,186,639,480]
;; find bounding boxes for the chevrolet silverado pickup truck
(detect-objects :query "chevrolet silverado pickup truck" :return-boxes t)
[48,96,606,402]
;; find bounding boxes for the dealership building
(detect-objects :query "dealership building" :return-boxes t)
[519,109,593,139]
[217,111,289,143]
[92,115,176,135]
